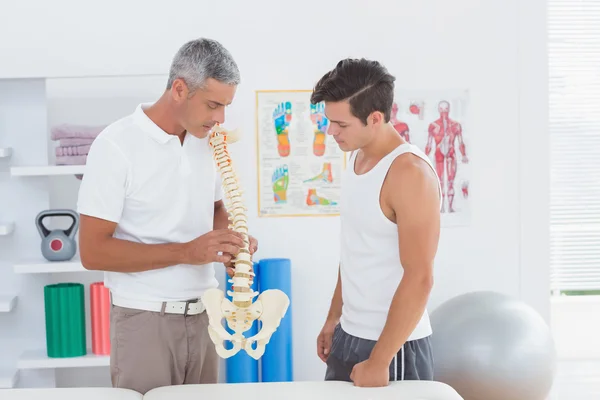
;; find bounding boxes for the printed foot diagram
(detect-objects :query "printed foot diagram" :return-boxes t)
[306,188,337,206]
[303,162,333,183]
[310,102,329,157]
[273,102,292,157]
[272,164,289,204]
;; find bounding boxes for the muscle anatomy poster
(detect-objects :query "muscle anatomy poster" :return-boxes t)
[392,89,471,226]
[256,90,345,217]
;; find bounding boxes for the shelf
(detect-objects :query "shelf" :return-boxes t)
[10,165,86,176]
[0,221,14,236]
[0,147,12,158]
[0,368,19,389]
[0,295,17,312]
[14,259,87,274]
[18,349,109,369]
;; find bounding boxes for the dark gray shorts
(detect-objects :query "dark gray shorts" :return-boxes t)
[325,324,434,382]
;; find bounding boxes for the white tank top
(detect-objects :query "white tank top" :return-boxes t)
[339,143,441,341]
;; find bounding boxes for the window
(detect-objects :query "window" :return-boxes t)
[549,1,600,295]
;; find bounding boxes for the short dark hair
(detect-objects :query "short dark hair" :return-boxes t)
[310,58,396,125]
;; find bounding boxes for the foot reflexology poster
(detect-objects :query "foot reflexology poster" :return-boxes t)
[255,90,345,218]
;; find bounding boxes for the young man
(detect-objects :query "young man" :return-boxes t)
[77,38,257,394]
[312,59,441,387]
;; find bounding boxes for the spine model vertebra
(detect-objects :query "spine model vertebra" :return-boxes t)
[201,123,290,360]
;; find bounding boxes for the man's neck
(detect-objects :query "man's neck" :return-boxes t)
[144,93,186,140]
[360,123,406,160]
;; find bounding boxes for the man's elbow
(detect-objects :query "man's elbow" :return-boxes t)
[80,252,99,271]
[422,273,434,292]
[79,241,101,271]
[404,267,434,292]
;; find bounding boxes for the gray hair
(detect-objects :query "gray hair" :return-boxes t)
[167,38,240,92]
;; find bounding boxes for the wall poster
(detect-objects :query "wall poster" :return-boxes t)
[255,90,346,217]
[392,89,471,226]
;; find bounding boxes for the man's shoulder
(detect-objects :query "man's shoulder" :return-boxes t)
[387,150,439,192]
[91,113,145,156]
[391,149,433,175]
[96,113,138,142]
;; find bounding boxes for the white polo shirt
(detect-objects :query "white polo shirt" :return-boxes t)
[77,103,223,302]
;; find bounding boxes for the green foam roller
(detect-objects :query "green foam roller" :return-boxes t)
[44,283,87,358]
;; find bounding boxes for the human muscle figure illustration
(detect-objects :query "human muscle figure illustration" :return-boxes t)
[391,102,410,142]
[424,100,468,213]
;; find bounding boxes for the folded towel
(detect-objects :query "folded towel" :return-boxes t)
[56,155,87,165]
[56,145,91,157]
[59,138,96,146]
[51,124,105,140]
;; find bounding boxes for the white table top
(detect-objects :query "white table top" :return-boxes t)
[1,387,143,400]
[144,380,464,400]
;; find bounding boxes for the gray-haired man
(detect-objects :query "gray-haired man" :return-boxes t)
[77,38,257,394]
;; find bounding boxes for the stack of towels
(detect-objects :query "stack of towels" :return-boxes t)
[51,124,106,165]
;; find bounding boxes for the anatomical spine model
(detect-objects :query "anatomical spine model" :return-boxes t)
[201,123,290,360]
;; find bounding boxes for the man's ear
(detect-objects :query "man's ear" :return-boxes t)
[370,111,385,127]
[170,78,189,103]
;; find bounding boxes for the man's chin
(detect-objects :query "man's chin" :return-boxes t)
[187,129,211,139]
[336,141,351,152]
[186,124,214,139]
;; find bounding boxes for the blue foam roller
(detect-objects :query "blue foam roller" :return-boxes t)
[224,262,259,383]
[257,258,293,382]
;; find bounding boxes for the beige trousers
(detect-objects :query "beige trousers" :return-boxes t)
[109,304,218,395]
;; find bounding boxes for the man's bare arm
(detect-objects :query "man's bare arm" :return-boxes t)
[317,264,343,362]
[79,214,245,273]
[369,156,440,366]
[79,215,187,272]
[327,265,343,323]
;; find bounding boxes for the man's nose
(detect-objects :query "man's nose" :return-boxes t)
[215,108,226,124]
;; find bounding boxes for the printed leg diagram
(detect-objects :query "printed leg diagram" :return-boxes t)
[272,165,289,203]
[303,162,333,183]
[310,102,329,156]
[273,102,292,157]
[306,188,337,206]
[462,181,469,198]
[424,100,468,213]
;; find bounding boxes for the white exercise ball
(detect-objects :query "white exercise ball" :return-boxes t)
[430,291,557,400]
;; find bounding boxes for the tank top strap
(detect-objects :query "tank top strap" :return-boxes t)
[374,143,416,172]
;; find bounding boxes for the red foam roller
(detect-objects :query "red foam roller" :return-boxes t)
[90,282,111,355]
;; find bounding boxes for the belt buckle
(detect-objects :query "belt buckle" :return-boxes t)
[184,298,199,316]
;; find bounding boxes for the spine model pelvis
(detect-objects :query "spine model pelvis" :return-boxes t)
[201,123,290,360]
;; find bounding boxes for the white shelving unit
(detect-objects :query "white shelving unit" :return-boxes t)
[0,114,18,391]
[0,368,19,389]
[18,349,109,369]
[10,165,86,177]
[14,259,87,274]
[0,77,104,389]
[0,221,15,236]
[0,295,18,312]
[0,145,18,388]
[0,147,12,158]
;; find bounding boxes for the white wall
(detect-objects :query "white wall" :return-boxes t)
[0,0,549,388]
[551,296,600,360]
